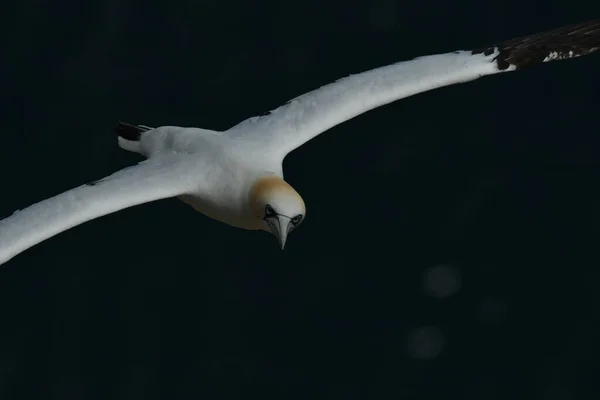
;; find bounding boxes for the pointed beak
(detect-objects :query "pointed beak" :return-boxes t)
[279,232,287,250]
[266,215,292,250]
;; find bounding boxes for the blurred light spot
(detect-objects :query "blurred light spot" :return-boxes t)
[423,264,461,298]
[478,296,507,324]
[406,326,444,360]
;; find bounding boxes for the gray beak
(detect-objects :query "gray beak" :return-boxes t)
[266,215,292,250]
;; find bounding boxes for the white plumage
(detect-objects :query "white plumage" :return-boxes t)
[0,19,598,265]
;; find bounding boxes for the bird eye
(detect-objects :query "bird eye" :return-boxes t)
[291,214,303,225]
[265,204,275,217]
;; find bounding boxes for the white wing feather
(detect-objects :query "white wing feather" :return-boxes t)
[0,154,199,265]
[226,19,600,160]
[226,50,506,159]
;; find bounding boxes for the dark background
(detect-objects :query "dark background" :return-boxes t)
[1,0,599,398]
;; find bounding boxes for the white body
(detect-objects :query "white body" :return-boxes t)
[0,19,598,265]
[135,126,283,230]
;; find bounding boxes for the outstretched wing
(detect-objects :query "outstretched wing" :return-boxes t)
[225,19,600,160]
[0,154,201,265]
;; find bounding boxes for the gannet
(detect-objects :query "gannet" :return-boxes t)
[0,19,598,265]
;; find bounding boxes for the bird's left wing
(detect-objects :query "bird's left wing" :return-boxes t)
[225,19,600,160]
[0,154,202,266]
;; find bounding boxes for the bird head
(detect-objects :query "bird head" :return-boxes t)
[250,175,306,250]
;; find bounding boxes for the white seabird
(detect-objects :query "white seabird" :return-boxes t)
[0,19,599,265]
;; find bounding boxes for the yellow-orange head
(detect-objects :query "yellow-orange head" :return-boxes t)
[249,175,305,249]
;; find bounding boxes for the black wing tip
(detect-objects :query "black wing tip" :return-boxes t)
[115,121,152,141]
[471,18,600,71]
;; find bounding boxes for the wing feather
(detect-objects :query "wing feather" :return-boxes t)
[0,154,199,265]
[226,19,600,160]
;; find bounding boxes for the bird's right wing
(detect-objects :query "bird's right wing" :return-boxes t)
[226,19,600,160]
[0,154,203,266]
